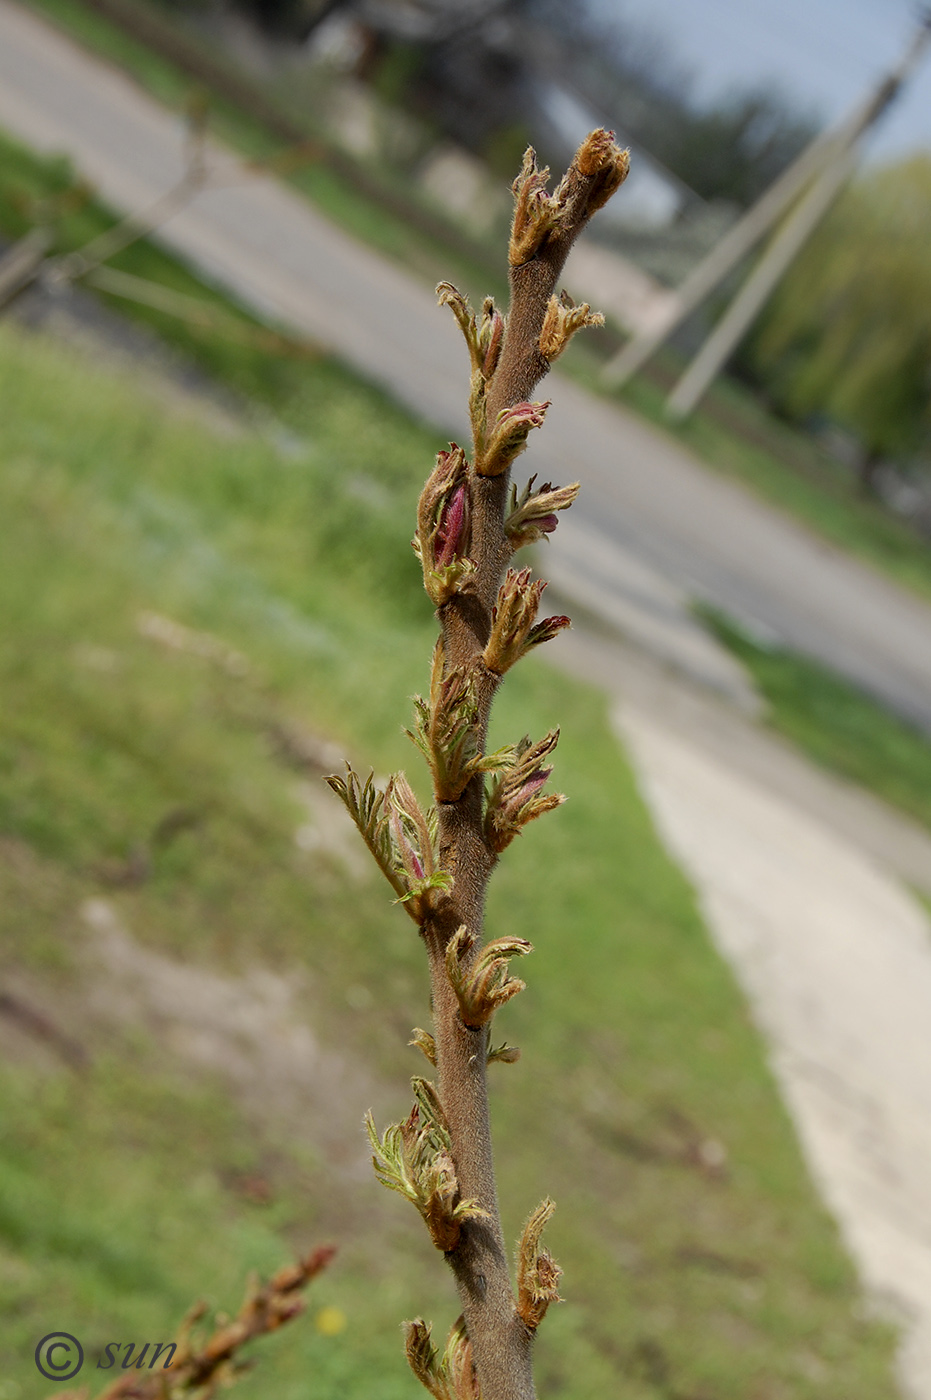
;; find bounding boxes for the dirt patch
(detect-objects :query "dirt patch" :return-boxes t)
[79,896,384,1177]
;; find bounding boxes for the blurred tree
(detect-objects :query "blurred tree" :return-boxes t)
[659,88,819,207]
[749,155,931,492]
[524,2,817,207]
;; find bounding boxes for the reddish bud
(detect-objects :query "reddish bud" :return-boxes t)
[434,485,467,569]
[506,477,580,550]
[477,402,550,477]
[482,307,504,377]
[527,615,571,650]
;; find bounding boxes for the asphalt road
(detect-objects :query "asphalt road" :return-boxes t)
[3,0,931,731]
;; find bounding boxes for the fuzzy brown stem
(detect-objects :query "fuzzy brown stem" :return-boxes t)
[421,132,628,1400]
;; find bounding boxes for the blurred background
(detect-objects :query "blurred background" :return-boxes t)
[1,0,931,1397]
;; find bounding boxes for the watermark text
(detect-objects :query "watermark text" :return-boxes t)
[35,1335,177,1381]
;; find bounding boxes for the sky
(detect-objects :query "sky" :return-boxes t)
[586,0,931,164]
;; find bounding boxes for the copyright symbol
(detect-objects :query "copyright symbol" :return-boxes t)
[35,1333,84,1382]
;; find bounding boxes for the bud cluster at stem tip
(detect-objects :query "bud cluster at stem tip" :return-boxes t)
[509,129,629,267]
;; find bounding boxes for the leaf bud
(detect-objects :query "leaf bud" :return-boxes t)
[476,401,550,478]
[506,475,580,550]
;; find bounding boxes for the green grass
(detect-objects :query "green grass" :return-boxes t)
[0,314,900,1398]
[701,605,931,836]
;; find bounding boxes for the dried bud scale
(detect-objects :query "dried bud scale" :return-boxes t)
[517,1200,563,1330]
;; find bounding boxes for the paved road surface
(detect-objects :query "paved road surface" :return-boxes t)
[3,0,931,729]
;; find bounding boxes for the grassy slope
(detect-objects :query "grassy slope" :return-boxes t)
[0,320,898,1399]
[702,607,931,837]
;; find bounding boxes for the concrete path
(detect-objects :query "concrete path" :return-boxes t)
[3,0,931,731]
[620,700,931,1400]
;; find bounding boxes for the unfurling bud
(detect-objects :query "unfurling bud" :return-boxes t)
[436,286,508,452]
[409,1027,437,1066]
[325,765,406,901]
[445,925,532,1028]
[405,1318,441,1395]
[408,640,513,802]
[476,400,549,478]
[404,1315,478,1400]
[436,284,497,375]
[509,148,563,267]
[325,765,450,922]
[516,1199,562,1330]
[413,445,475,605]
[435,486,467,569]
[484,730,565,853]
[487,1040,521,1065]
[436,283,478,362]
[506,475,581,550]
[387,773,452,920]
[367,1082,488,1253]
[483,569,570,675]
[539,292,604,362]
[480,297,505,379]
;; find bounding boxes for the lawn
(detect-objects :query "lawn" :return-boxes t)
[701,605,931,837]
[0,315,899,1399]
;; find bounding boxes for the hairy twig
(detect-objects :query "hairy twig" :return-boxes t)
[334,129,628,1400]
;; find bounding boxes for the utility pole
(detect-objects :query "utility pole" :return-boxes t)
[602,11,931,407]
[665,147,858,420]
